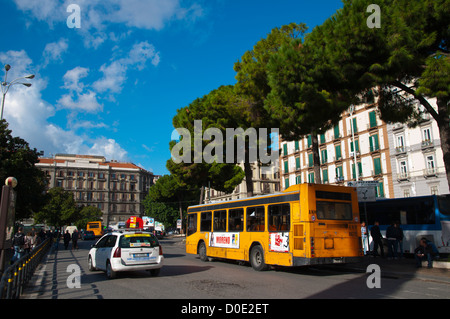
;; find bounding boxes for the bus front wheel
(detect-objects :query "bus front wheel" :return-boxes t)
[250,245,268,271]
[198,241,208,262]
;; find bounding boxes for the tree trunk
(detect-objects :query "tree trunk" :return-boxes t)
[311,131,322,184]
[436,98,450,192]
[244,160,254,197]
[199,185,204,205]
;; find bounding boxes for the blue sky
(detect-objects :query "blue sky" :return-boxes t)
[0,0,343,175]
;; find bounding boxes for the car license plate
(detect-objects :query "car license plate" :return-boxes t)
[134,253,149,258]
[333,258,344,263]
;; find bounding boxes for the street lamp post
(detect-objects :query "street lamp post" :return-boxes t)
[1,64,35,120]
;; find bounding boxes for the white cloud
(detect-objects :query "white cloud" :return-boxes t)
[58,90,103,113]
[88,137,128,161]
[62,66,89,92]
[92,60,127,94]
[0,49,127,162]
[42,38,69,67]
[13,0,204,46]
[93,41,160,94]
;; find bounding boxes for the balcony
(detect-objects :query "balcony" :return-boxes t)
[397,171,409,181]
[395,146,406,154]
[421,140,434,149]
[423,167,438,178]
[335,176,345,184]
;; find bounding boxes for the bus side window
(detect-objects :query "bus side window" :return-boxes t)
[187,214,197,236]
[201,212,212,232]
[214,210,227,232]
[268,203,290,232]
[246,206,265,232]
[229,208,244,232]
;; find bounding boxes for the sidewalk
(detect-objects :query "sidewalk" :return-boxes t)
[346,255,450,284]
[22,241,103,299]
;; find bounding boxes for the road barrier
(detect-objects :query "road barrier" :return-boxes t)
[0,238,51,299]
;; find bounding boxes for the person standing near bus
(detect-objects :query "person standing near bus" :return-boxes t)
[386,223,398,259]
[370,221,384,257]
[361,222,368,255]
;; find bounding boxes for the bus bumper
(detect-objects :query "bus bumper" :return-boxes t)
[293,256,363,267]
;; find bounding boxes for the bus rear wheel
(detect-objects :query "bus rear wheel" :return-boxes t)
[250,245,268,271]
[198,241,208,262]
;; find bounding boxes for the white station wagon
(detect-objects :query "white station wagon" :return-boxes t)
[88,231,164,279]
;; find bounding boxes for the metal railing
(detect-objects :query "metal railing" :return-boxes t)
[0,238,51,299]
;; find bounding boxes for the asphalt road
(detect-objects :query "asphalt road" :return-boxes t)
[23,236,450,301]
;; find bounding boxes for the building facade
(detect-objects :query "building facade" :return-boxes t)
[280,96,450,199]
[37,154,155,226]
[280,99,393,198]
[387,98,450,197]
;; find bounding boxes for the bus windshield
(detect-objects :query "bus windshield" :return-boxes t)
[316,201,353,220]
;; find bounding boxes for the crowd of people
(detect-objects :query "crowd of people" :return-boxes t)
[360,221,440,268]
[10,227,81,265]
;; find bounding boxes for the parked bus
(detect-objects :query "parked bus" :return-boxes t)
[186,184,363,271]
[360,194,450,254]
[86,221,103,237]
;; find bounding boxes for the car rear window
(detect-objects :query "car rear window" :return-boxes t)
[119,234,159,248]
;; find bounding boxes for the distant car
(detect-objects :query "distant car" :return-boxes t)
[88,231,164,279]
[155,230,164,239]
[82,231,95,240]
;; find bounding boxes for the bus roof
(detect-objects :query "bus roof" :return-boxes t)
[188,183,355,213]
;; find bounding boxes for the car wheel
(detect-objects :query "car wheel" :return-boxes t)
[250,245,269,271]
[106,261,117,279]
[88,256,96,271]
[198,241,208,262]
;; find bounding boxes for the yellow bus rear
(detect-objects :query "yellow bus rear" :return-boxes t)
[86,221,103,237]
[186,184,363,270]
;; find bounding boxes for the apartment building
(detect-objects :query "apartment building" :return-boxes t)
[280,99,393,198]
[36,154,155,226]
[388,98,450,197]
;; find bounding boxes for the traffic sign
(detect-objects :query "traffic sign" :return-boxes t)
[347,181,378,202]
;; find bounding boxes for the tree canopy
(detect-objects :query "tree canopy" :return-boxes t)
[0,120,47,220]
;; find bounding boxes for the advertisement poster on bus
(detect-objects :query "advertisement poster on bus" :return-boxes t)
[269,232,290,252]
[209,232,240,249]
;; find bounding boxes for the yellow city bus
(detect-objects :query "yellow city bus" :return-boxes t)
[86,221,103,237]
[186,183,363,271]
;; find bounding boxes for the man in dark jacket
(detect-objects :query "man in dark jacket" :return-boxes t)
[11,227,25,263]
[63,230,71,250]
[386,223,401,259]
[414,238,435,268]
[370,221,384,257]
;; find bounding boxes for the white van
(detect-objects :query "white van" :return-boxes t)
[65,226,78,235]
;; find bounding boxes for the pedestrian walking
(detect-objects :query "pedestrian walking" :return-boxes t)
[72,229,79,250]
[361,222,369,255]
[370,221,384,257]
[11,227,25,264]
[24,232,33,254]
[63,230,71,250]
